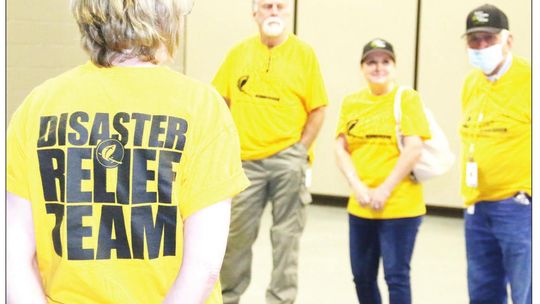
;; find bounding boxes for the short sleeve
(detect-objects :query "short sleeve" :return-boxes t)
[7,104,32,200]
[211,53,234,101]
[461,72,477,111]
[178,90,250,219]
[400,90,431,140]
[335,98,350,137]
[304,50,329,112]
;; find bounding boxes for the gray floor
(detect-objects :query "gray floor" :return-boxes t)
[238,204,468,304]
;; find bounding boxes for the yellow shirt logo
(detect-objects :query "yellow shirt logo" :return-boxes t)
[37,112,187,260]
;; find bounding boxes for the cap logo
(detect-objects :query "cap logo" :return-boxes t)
[472,11,489,24]
[370,39,386,48]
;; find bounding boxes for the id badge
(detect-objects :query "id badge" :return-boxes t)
[466,161,478,188]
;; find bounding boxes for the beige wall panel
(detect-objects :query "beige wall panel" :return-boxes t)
[7,0,86,120]
[297,0,419,198]
[417,0,531,207]
[184,1,255,82]
[7,0,185,121]
[184,1,295,83]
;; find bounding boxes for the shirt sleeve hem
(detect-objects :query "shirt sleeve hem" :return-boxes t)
[307,101,329,113]
[181,172,250,220]
[7,183,31,202]
[401,132,432,141]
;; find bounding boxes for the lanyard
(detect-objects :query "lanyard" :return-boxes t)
[466,91,490,162]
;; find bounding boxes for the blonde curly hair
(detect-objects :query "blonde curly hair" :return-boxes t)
[71,0,192,67]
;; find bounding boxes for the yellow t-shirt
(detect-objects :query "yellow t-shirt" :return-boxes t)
[460,56,531,206]
[7,62,250,304]
[212,33,329,160]
[336,86,431,219]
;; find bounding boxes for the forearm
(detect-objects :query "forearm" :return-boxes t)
[380,136,423,191]
[335,136,367,189]
[164,263,220,304]
[300,106,326,149]
[7,256,47,304]
[335,135,367,189]
[163,200,231,304]
[7,192,47,304]
[335,135,372,205]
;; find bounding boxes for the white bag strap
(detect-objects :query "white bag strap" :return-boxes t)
[393,85,412,127]
[393,85,412,152]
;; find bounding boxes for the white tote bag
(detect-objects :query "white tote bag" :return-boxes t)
[394,86,455,182]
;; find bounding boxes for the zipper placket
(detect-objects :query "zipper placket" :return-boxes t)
[266,52,272,73]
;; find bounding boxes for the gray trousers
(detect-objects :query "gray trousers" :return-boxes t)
[221,143,311,304]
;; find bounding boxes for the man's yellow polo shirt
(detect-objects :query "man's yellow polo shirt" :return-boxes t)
[460,56,531,206]
[212,33,328,160]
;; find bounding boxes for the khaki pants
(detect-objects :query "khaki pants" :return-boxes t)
[221,143,311,304]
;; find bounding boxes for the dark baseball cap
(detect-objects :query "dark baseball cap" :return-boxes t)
[464,4,509,35]
[361,38,395,63]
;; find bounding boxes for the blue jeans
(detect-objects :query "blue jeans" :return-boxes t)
[349,215,422,304]
[465,195,532,304]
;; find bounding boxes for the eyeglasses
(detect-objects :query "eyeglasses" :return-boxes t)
[466,32,499,49]
[260,3,288,12]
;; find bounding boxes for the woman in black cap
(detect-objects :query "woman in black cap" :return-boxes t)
[335,38,431,304]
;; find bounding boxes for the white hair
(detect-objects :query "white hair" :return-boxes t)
[499,29,510,43]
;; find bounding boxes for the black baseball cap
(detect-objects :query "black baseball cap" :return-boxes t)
[361,38,395,63]
[464,4,509,35]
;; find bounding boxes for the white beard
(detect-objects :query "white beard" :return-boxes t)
[262,17,285,37]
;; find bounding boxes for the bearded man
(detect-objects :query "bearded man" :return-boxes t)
[212,1,329,303]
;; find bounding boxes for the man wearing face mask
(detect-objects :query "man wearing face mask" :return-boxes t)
[460,4,531,304]
[212,0,328,303]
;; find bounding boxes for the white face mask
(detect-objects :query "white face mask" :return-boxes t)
[467,43,504,75]
[262,16,285,37]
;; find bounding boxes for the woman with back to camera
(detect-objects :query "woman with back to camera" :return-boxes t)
[335,38,431,304]
[6,0,249,303]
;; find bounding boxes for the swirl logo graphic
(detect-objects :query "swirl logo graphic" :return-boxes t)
[237,75,251,95]
[96,139,125,168]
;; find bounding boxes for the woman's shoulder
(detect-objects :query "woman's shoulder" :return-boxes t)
[342,88,370,103]
[399,87,422,105]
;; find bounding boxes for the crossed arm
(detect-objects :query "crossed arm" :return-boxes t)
[7,191,231,304]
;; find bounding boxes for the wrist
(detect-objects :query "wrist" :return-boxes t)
[379,182,393,195]
[350,176,367,191]
[346,171,358,185]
